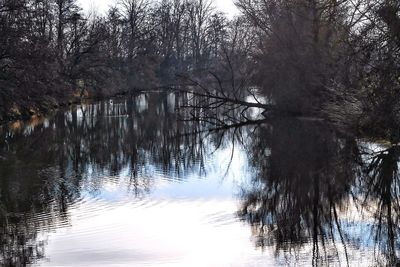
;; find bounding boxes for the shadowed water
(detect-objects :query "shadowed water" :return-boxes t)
[0,92,399,266]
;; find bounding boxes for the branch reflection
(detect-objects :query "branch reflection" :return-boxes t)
[0,93,399,266]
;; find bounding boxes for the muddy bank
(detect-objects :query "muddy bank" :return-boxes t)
[0,96,79,125]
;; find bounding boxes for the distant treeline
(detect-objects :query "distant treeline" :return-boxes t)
[1,0,400,139]
[0,0,247,121]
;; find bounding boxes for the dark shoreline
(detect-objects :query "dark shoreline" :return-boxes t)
[0,88,175,125]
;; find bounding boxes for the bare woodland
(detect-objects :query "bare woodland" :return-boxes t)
[0,0,399,138]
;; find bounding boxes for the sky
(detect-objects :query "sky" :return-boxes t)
[78,0,239,18]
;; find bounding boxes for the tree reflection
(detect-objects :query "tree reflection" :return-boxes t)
[239,119,360,265]
[1,93,400,266]
[358,144,400,266]
[0,92,207,265]
[238,118,400,266]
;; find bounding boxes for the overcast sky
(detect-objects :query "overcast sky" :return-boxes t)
[78,0,239,18]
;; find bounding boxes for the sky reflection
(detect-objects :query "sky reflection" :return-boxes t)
[0,93,398,266]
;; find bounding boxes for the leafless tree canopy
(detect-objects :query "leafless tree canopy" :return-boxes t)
[0,0,399,136]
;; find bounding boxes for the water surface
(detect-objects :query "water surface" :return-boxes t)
[0,93,399,266]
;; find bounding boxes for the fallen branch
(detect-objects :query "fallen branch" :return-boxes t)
[176,89,272,110]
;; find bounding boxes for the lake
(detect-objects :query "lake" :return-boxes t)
[0,92,398,266]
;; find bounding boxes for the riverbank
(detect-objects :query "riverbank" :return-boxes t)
[0,95,80,125]
[0,86,182,125]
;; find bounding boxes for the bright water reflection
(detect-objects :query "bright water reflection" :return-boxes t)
[0,92,399,266]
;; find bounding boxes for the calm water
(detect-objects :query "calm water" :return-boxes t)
[0,92,399,266]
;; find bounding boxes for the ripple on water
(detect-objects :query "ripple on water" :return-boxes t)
[27,170,268,267]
